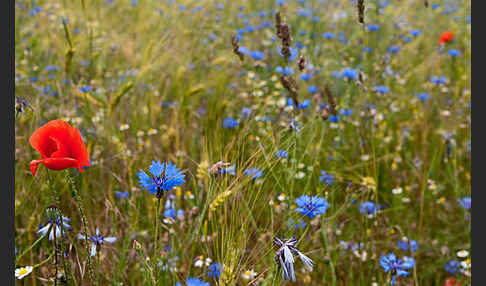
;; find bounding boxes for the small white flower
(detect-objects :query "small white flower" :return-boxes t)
[295,172,305,179]
[205,257,212,266]
[119,124,129,131]
[441,110,451,117]
[194,256,205,268]
[241,269,257,280]
[15,266,33,280]
[147,128,158,135]
[392,187,403,195]
[457,250,469,258]
[361,154,370,161]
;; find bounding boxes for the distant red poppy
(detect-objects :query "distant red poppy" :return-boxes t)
[439,31,453,44]
[445,278,461,286]
[29,120,90,176]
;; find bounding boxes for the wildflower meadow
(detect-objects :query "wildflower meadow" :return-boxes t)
[14,0,471,285]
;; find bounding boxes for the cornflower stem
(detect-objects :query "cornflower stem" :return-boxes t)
[153,195,162,282]
[58,218,73,286]
[65,171,96,284]
[54,225,58,286]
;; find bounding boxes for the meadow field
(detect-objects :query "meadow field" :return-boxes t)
[14,0,471,285]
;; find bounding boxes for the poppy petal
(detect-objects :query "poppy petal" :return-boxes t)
[30,158,79,176]
[29,120,91,175]
[30,120,72,159]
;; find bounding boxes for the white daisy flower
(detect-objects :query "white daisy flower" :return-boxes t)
[15,266,33,280]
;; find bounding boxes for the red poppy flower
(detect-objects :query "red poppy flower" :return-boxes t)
[445,278,461,286]
[439,31,453,44]
[29,119,90,176]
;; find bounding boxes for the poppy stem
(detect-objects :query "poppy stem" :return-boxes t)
[65,171,96,285]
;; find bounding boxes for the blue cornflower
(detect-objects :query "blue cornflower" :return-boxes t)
[289,118,302,132]
[29,6,42,16]
[278,46,298,62]
[137,161,185,196]
[448,49,461,57]
[275,150,288,159]
[298,100,311,110]
[397,240,409,251]
[459,196,471,210]
[397,239,417,251]
[78,228,116,257]
[273,237,314,281]
[221,164,236,176]
[300,73,312,81]
[410,240,418,251]
[176,277,210,286]
[445,260,461,274]
[322,32,335,39]
[375,85,389,94]
[115,191,129,199]
[379,253,414,285]
[244,167,263,179]
[362,47,373,53]
[308,86,318,94]
[79,86,92,93]
[340,109,353,116]
[418,92,430,102]
[164,208,177,219]
[410,29,421,37]
[207,262,222,279]
[329,115,339,123]
[237,46,249,55]
[295,41,305,49]
[295,195,329,218]
[367,24,380,31]
[319,170,335,185]
[276,66,294,75]
[359,201,377,216]
[431,76,447,86]
[297,9,312,17]
[241,107,251,119]
[37,216,72,241]
[45,65,59,72]
[249,50,264,60]
[341,68,358,80]
[388,45,401,54]
[223,117,238,128]
[276,0,286,5]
